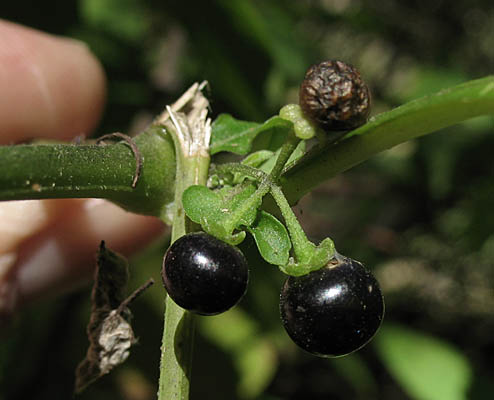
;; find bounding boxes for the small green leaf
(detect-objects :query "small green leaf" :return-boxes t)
[182,185,255,245]
[210,114,258,155]
[249,211,291,266]
[210,114,291,155]
[222,184,259,227]
[182,185,224,224]
[375,324,473,400]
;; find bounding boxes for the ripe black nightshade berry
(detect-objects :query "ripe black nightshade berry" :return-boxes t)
[162,232,249,316]
[299,60,370,132]
[280,255,384,357]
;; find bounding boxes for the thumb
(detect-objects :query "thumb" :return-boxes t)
[0,19,106,144]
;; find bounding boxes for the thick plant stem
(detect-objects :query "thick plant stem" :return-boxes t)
[157,81,211,400]
[0,127,176,218]
[160,297,195,400]
[158,155,210,400]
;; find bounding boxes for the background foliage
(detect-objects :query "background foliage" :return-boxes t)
[1,1,493,399]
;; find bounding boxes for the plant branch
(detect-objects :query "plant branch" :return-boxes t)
[281,76,494,204]
[269,184,314,264]
[269,129,301,181]
[0,126,176,220]
[157,84,211,400]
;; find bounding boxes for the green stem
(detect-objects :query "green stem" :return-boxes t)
[281,75,494,204]
[0,126,176,219]
[158,149,210,399]
[268,129,301,181]
[215,163,267,181]
[269,184,314,264]
[215,129,300,235]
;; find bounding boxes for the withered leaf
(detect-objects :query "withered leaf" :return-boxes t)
[75,241,154,394]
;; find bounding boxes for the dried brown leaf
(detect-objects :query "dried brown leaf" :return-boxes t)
[75,241,153,394]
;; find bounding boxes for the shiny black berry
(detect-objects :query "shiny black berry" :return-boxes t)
[280,255,384,357]
[162,232,249,315]
[299,60,370,132]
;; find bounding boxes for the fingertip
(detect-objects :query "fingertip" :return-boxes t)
[0,20,106,143]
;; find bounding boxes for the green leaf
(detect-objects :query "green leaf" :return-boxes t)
[182,185,224,225]
[282,76,494,204]
[182,185,258,245]
[222,184,259,227]
[375,324,473,400]
[210,114,291,155]
[249,211,291,266]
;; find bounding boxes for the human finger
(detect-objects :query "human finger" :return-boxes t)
[0,19,106,143]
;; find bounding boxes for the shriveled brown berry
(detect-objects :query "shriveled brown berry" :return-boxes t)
[299,60,370,132]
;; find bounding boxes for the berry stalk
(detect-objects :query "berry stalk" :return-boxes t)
[269,184,319,265]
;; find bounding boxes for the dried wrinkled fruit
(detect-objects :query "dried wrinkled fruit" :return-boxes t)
[299,60,371,132]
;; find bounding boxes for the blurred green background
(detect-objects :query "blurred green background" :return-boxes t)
[1,1,493,399]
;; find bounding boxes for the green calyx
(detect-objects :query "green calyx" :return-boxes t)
[280,238,335,277]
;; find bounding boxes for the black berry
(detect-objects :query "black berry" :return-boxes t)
[162,232,249,315]
[299,60,370,132]
[280,255,384,357]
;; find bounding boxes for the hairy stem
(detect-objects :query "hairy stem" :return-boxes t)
[269,129,301,181]
[158,155,209,400]
[158,83,212,400]
[215,163,267,181]
[270,184,315,264]
[0,126,176,219]
[215,129,300,236]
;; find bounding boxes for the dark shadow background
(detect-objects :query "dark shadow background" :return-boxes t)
[1,1,493,399]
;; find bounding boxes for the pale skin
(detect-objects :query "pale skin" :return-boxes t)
[0,20,165,325]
